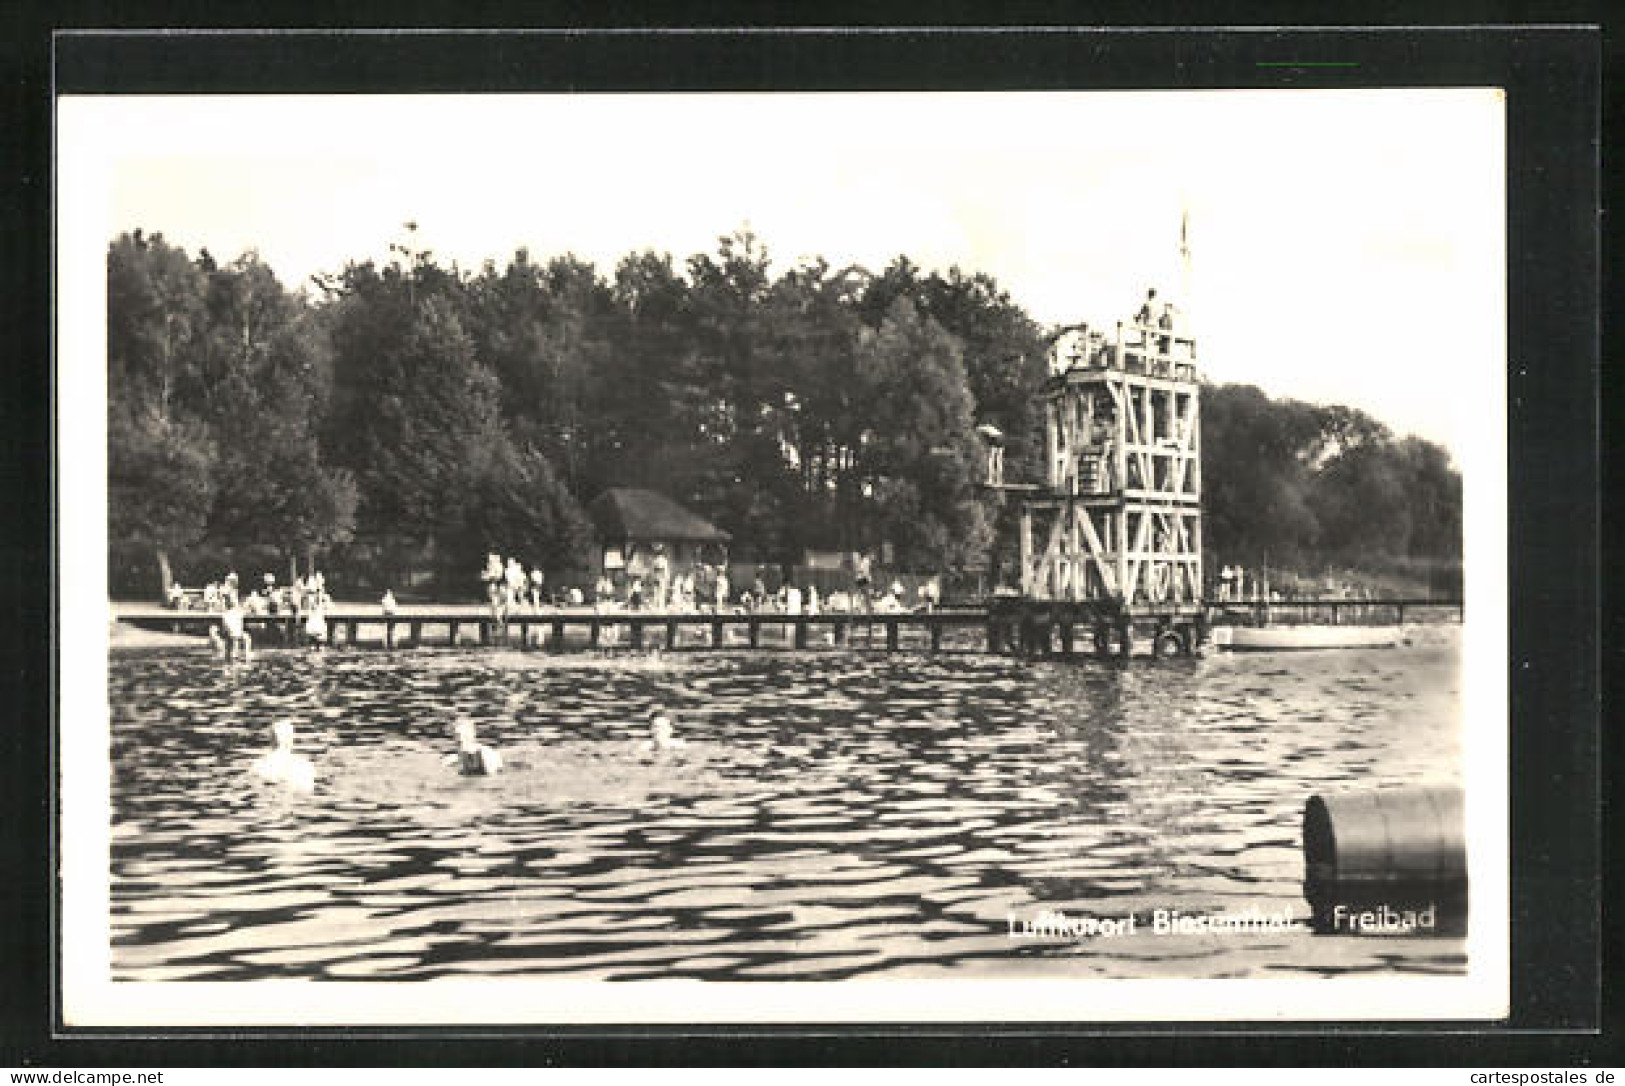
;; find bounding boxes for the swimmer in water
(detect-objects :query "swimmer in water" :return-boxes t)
[636,706,687,756]
[251,720,316,792]
[444,718,503,776]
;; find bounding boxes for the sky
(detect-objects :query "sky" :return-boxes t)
[62,90,1504,456]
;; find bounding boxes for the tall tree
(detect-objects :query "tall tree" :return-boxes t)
[200,253,356,576]
[846,297,993,573]
[1201,383,1323,567]
[916,266,1047,481]
[107,231,214,592]
[679,229,779,546]
[107,406,217,594]
[107,230,207,423]
[465,251,620,495]
[323,253,591,583]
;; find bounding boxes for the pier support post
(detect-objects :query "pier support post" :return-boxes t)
[552,618,565,652]
[449,620,460,645]
[885,620,899,652]
[930,621,943,653]
[1019,614,1043,657]
[1059,621,1074,656]
[384,621,394,650]
[711,618,724,647]
[835,620,848,647]
[410,620,422,647]
[748,618,760,649]
[1152,620,1180,658]
[589,618,601,649]
[666,619,679,650]
[630,621,644,650]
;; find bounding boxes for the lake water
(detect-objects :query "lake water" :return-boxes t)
[108,630,1466,982]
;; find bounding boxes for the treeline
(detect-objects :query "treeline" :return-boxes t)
[107,227,1460,599]
[107,228,1046,595]
[1202,385,1463,594]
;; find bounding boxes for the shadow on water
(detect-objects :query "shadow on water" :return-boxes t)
[108,637,1463,981]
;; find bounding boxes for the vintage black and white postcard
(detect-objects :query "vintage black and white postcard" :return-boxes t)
[56,42,1516,1028]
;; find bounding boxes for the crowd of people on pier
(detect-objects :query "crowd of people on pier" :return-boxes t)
[477,549,943,618]
[169,569,334,618]
[167,567,336,660]
[168,549,947,663]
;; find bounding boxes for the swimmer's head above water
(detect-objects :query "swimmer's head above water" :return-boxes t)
[646,707,685,751]
[253,720,315,791]
[448,718,502,774]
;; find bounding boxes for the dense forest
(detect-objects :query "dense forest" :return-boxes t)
[106,227,1461,599]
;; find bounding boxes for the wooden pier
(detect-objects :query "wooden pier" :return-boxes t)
[118,597,1462,658]
[122,608,996,654]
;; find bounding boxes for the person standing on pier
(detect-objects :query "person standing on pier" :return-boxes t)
[714,565,730,613]
[529,566,546,611]
[651,545,671,610]
[305,588,329,649]
[504,557,526,609]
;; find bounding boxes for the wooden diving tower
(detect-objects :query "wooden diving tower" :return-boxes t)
[1002,296,1207,657]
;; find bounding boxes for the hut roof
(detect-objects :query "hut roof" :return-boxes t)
[587,488,732,544]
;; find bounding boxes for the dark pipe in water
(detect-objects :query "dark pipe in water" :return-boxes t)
[1302,784,1467,935]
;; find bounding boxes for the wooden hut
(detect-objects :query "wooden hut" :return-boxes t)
[585,488,731,583]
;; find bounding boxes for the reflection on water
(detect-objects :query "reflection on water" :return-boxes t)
[109,632,1464,981]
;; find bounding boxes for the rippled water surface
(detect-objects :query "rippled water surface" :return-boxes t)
[109,631,1465,981]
